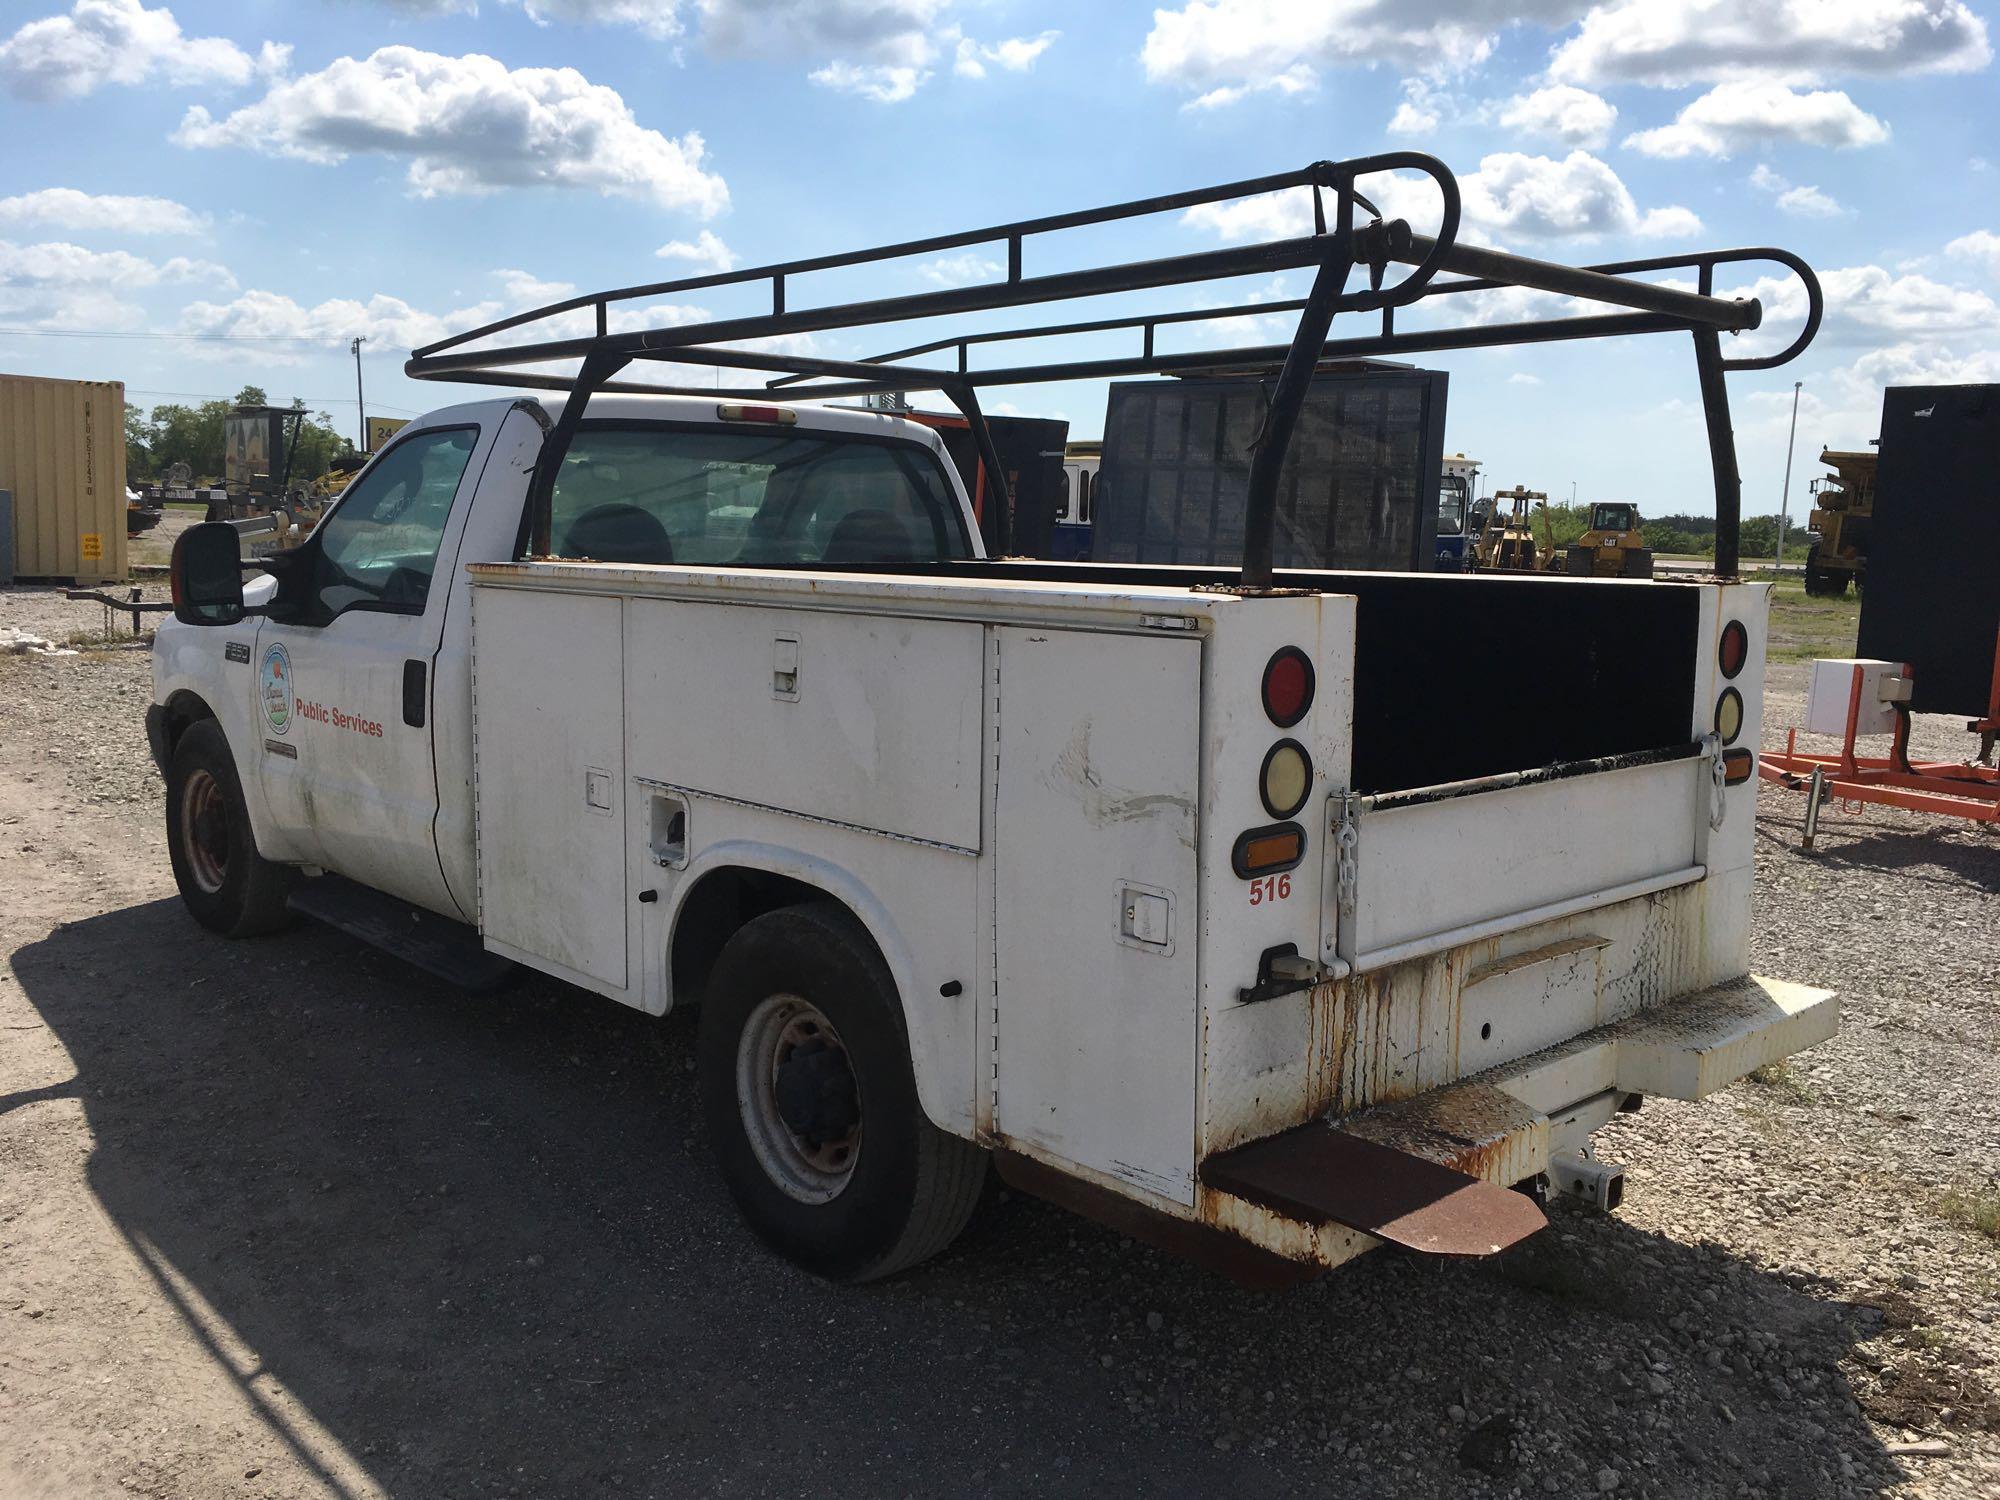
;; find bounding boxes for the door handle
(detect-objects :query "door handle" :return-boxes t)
[402,660,427,728]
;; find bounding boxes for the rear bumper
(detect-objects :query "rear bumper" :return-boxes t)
[1201,973,1838,1269]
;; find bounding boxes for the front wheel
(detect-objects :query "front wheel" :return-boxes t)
[164,719,297,936]
[697,902,985,1282]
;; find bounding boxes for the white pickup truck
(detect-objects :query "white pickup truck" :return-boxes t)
[148,155,1838,1284]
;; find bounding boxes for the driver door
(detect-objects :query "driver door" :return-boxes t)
[253,424,482,915]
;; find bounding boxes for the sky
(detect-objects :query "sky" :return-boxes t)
[0,0,1995,524]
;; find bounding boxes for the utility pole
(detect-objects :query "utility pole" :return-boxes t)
[350,335,367,452]
[1776,379,1802,569]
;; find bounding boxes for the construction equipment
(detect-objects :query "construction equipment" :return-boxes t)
[1803,448,1874,596]
[1473,484,1550,571]
[1565,501,1654,578]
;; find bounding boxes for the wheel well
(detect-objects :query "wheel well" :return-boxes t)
[161,690,216,754]
[670,867,843,1007]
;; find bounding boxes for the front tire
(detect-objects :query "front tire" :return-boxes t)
[698,901,985,1282]
[165,719,297,937]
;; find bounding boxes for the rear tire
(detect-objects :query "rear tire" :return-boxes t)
[1803,545,1846,596]
[698,901,985,1282]
[165,719,297,937]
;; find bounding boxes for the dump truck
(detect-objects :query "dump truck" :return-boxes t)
[150,152,1836,1285]
[1565,501,1654,579]
[1804,448,1875,596]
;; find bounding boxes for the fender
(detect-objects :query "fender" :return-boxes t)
[150,589,310,868]
[662,838,977,1141]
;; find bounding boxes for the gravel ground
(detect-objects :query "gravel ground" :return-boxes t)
[1,586,1995,1500]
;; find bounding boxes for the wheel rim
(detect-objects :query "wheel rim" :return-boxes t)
[179,769,229,895]
[736,993,862,1205]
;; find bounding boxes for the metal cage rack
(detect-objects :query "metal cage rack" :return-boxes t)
[404,151,1824,588]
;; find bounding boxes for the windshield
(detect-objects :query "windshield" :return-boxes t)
[1437,475,1467,536]
[548,422,972,567]
[1590,503,1635,533]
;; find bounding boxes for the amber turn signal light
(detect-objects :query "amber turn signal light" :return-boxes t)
[1232,822,1305,878]
[1722,747,1755,785]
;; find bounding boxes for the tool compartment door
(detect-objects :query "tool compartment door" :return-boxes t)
[1343,746,1707,970]
[993,627,1201,1205]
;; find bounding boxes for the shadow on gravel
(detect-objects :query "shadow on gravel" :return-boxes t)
[1754,810,2000,892]
[14,900,1919,1499]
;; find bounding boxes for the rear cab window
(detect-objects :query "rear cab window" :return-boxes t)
[547,422,972,568]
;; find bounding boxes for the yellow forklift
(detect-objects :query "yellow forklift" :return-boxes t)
[1472,485,1551,571]
[1804,448,1874,596]
[1563,501,1654,579]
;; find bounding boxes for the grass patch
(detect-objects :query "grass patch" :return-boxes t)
[1762,575,1860,663]
[1745,1059,1818,1104]
[1941,1189,2000,1245]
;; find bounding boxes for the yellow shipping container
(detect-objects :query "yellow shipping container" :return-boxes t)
[0,371,127,584]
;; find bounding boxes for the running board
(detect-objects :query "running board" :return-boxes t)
[1199,1125,1548,1257]
[287,875,517,992]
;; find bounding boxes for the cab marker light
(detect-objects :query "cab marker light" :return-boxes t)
[1722,747,1755,785]
[716,403,797,425]
[1232,822,1305,878]
[1715,686,1745,746]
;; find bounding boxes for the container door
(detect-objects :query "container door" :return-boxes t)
[993,627,1201,1206]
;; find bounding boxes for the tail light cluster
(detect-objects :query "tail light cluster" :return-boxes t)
[1716,617,1751,779]
[1234,647,1317,878]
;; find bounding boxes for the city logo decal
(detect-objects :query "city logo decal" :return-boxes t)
[261,643,292,736]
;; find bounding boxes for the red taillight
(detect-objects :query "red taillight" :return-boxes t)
[1718,619,1748,680]
[716,403,797,425]
[1261,646,1315,728]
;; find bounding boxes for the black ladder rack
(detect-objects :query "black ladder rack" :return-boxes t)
[405,151,1822,585]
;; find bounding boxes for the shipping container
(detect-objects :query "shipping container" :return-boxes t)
[0,372,127,583]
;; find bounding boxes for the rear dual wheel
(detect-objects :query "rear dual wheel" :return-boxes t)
[698,901,985,1282]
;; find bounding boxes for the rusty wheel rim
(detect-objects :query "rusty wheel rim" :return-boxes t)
[736,993,862,1205]
[179,768,229,895]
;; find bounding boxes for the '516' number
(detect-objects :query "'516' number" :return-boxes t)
[1247,874,1291,905]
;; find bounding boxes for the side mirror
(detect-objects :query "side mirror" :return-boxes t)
[170,521,247,626]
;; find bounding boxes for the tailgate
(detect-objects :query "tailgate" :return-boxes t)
[1332,741,1713,973]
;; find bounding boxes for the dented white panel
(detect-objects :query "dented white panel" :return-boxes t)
[472,587,629,992]
[994,626,1202,1205]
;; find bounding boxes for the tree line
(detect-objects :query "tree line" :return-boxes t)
[125,384,355,487]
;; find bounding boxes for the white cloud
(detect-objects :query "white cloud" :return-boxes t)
[179,288,503,352]
[1507,371,1544,385]
[1945,229,2000,278]
[809,58,927,102]
[1386,78,1440,135]
[917,252,999,286]
[1183,153,1700,250]
[0,187,207,235]
[173,47,728,215]
[1822,263,2000,337]
[1749,166,1847,217]
[953,30,1058,79]
[492,268,576,305]
[655,229,737,272]
[1183,63,1314,111]
[1624,81,1889,158]
[1552,0,1991,88]
[511,0,685,38]
[0,238,231,289]
[0,0,285,100]
[1497,84,1616,149]
[1141,0,1592,100]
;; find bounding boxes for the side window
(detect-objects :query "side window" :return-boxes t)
[1079,469,1093,524]
[306,427,478,618]
[1055,470,1072,523]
